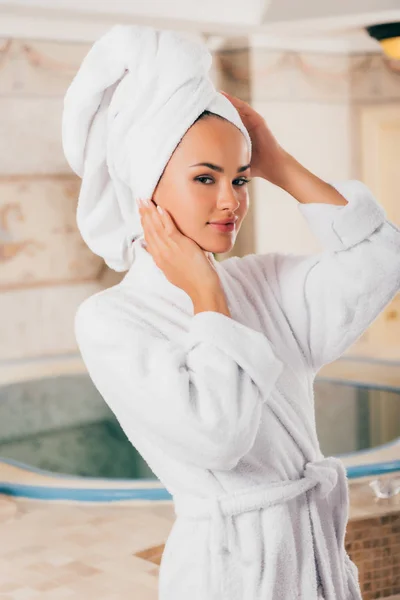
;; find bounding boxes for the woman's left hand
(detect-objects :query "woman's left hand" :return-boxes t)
[219,90,291,187]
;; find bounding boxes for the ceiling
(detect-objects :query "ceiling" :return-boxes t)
[0,0,399,52]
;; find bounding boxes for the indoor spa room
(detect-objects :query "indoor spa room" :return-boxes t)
[0,1,399,599]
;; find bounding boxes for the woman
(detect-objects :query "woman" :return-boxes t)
[65,24,400,600]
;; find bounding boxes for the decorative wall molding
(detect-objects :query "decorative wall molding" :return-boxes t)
[0,38,89,97]
[248,31,381,54]
[219,48,400,103]
[2,37,399,106]
[0,174,106,289]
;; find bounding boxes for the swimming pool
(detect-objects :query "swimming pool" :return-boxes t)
[0,371,399,502]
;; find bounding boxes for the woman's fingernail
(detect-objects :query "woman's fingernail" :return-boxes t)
[157,205,163,215]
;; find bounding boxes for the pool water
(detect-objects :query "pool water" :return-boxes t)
[1,372,399,484]
[0,418,157,479]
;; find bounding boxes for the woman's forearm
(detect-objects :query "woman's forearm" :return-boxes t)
[267,151,349,206]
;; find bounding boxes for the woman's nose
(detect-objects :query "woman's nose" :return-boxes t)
[217,185,241,210]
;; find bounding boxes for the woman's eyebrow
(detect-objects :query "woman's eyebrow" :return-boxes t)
[189,162,251,173]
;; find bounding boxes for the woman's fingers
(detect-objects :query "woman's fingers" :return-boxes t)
[157,204,180,238]
[146,199,165,235]
[220,90,248,112]
[137,198,159,250]
[137,198,177,257]
[220,89,264,133]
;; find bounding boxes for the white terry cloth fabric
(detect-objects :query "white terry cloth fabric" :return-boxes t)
[61,23,251,273]
[74,180,400,600]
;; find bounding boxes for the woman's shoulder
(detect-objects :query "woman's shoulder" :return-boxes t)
[74,284,158,346]
[75,287,119,344]
[75,283,121,323]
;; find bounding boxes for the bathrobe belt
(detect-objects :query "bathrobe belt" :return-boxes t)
[173,456,360,600]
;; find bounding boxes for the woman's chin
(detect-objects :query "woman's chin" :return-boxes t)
[201,230,236,254]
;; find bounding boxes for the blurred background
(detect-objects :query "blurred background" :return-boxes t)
[0,0,399,478]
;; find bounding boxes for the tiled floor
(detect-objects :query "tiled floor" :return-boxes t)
[0,496,175,599]
[1,481,399,600]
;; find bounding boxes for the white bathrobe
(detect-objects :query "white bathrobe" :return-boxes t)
[74,180,400,600]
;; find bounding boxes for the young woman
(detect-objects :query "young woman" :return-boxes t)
[67,24,400,600]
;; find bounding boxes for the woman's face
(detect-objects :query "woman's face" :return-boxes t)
[152,115,251,255]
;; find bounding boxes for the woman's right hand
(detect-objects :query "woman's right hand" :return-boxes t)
[137,197,222,301]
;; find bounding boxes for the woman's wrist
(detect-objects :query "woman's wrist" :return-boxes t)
[191,288,231,317]
[273,151,308,194]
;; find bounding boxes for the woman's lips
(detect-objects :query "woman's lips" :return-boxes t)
[207,222,235,232]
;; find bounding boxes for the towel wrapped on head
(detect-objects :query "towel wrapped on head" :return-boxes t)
[62,24,252,272]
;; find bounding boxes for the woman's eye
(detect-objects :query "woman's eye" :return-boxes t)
[195,176,251,186]
[196,176,213,184]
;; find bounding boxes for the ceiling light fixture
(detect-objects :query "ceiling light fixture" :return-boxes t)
[366,22,400,60]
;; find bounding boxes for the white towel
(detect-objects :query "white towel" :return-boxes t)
[62,24,251,272]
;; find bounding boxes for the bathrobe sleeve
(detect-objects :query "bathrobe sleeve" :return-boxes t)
[74,302,284,471]
[248,180,400,374]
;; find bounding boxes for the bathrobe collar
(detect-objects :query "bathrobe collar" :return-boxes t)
[121,235,221,307]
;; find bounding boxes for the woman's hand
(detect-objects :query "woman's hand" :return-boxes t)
[137,198,222,300]
[219,89,292,187]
